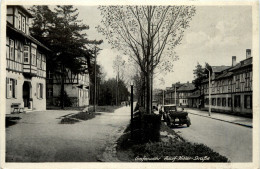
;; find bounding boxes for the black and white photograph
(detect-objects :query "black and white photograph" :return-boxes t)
[0,1,259,169]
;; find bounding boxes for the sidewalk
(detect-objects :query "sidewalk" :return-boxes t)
[185,108,252,128]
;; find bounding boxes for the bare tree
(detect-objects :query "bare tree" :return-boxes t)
[113,55,126,105]
[98,6,196,114]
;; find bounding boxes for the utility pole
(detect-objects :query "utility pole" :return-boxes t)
[94,46,97,112]
[162,90,165,106]
[205,67,211,116]
[175,84,177,105]
[130,84,133,139]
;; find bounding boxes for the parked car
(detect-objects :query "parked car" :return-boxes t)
[160,104,191,127]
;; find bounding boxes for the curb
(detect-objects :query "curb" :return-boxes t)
[99,125,128,162]
[189,112,253,128]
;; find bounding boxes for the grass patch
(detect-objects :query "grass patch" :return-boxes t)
[59,105,122,124]
[47,106,87,111]
[94,105,123,113]
[117,123,229,162]
[60,118,80,124]
[70,111,100,120]
[60,111,101,124]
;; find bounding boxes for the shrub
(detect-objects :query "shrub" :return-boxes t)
[129,106,161,143]
[141,114,161,142]
[132,140,229,162]
[58,91,72,107]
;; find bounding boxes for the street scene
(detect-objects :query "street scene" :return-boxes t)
[3,4,256,165]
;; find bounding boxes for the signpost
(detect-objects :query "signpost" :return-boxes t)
[130,84,133,139]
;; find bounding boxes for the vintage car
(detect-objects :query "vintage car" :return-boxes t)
[159,104,191,127]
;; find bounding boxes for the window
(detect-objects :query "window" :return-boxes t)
[222,98,226,107]
[245,72,250,89]
[42,54,46,70]
[205,98,209,105]
[217,98,221,106]
[244,95,252,109]
[31,47,36,66]
[37,83,43,99]
[24,46,29,63]
[37,52,42,69]
[228,98,232,107]
[6,78,16,99]
[18,13,22,30]
[212,81,215,92]
[9,39,14,60]
[228,80,232,90]
[6,46,10,59]
[22,16,26,33]
[212,98,216,106]
[234,95,241,107]
[17,42,23,63]
[236,75,240,89]
[222,81,225,93]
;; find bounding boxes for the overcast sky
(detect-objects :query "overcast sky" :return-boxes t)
[50,5,252,89]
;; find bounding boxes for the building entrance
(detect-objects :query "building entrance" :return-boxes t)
[23,81,32,109]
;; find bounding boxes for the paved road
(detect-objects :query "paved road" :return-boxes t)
[173,112,252,162]
[6,106,131,162]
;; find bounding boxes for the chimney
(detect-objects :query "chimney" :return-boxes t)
[232,56,237,66]
[246,49,251,58]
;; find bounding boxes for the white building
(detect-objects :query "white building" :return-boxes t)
[6,5,49,114]
[46,60,90,107]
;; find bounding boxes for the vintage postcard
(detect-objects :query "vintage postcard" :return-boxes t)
[0,0,259,169]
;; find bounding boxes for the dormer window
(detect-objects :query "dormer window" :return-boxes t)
[18,13,22,30]
[18,12,26,33]
[22,17,26,33]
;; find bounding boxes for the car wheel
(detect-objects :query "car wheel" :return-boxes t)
[187,122,190,127]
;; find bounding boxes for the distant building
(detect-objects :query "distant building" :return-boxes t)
[177,82,196,107]
[153,89,163,104]
[6,5,50,113]
[155,82,195,107]
[201,49,252,116]
[187,89,202,108]
[46,59,90,107]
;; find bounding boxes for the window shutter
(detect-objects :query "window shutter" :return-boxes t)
[6,78,9,99]
[40,83,43,99]
[15,79,17,99]
[244,95,246,108]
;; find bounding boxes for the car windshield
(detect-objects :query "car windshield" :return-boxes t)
[164,106,176,112]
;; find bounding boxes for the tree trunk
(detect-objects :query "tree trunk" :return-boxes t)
[146,71,151,114]
[60,64,65,109]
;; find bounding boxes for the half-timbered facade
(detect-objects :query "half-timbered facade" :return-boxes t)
[6,5,49,114]
[46,62,90,107]
[202,49,253,115]
[177,82,196,107]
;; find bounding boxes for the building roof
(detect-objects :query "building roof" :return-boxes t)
[229,57,252,71]
[7,23,50,51]
[215,71,233,80]
[211,66,230,73]
[17,5,33,18]
[177,83,195,92]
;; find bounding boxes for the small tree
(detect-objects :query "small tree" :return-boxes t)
[193,62,205,89]
[98,6,196,114]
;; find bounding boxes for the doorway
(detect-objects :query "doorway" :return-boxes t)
[23,81,31,109]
